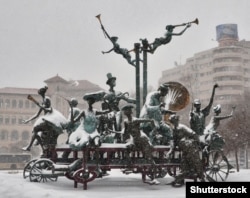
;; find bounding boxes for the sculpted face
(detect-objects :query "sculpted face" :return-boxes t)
[169,115,179,127]
[123,108,132,117]
[194,103,201,109]
[44,97,51,108]
[87,98,95,106]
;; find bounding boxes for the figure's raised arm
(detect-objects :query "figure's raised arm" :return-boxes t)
[215,106,236,121]
[73,110,85,123]
[117,92,136,104]
[101,24,112,41]
[203,83,219,115]
[102,48,114,54]
[96,14,112,41]
[171,23,191,36]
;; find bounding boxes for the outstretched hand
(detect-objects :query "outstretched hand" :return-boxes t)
[22,120,28,124]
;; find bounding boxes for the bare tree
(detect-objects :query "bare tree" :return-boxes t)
[222,91,250,171]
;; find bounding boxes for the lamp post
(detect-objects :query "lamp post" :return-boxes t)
[141,39,149,105]
[134,43,141,117]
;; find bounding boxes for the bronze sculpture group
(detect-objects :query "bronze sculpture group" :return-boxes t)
[22,73,235,187]
[21,16,236,188]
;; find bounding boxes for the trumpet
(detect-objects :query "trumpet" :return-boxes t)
[174,18,199,28]
[27,95,40,106]
[95,14,103,26]
[95,14,107,38]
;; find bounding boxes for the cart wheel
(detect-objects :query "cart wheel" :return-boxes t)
[205,150,229,182]
[23,159,37,179]
[147,167,168,179]
[156,167,168,178]
[29,159,58,182]
[73,168,98,183]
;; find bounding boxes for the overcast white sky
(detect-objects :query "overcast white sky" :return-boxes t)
[1,0,250,92]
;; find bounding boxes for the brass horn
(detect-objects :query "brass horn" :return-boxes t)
[96,14,107,38]
[27,94,40,106]
[163,81,190,111]
[193,18,199,25]
[95,14,102,25]
[162,81,190,122]
[174,18,199,27]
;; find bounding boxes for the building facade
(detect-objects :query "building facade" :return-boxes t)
[0,75,103,156]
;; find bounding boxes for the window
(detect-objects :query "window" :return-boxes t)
[214,75,243,81]
[214,66,242,73]
[0,98,3,108]
[11,117,16,124]
[5,99,10,108]
[5,117,10,125]
[18,117,23,124]
[18,100,23,108]
[11,130,19,141]
[25,100,30,108]
[12,99,17,108]
[22,131,29,141]
[0,130,8,140]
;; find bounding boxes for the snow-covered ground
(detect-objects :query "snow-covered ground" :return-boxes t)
[0,168,250,198]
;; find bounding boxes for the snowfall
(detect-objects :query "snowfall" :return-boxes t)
[1,167,250,198]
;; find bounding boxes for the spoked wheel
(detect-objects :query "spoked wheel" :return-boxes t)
[147,167,168,179]
[156,167,168,178]
[23,159,37,179]
[29,159,58,182]
[73,168,98,190]
[205,150,229,182]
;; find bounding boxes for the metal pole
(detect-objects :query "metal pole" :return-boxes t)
[134,43,141,117]
[142,43,148,105]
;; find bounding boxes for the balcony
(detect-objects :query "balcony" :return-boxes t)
[213,70,243,78]
[214,80,244,87]
[213,52,243,59]
[217,89,243,96]
[213,61,242,67]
